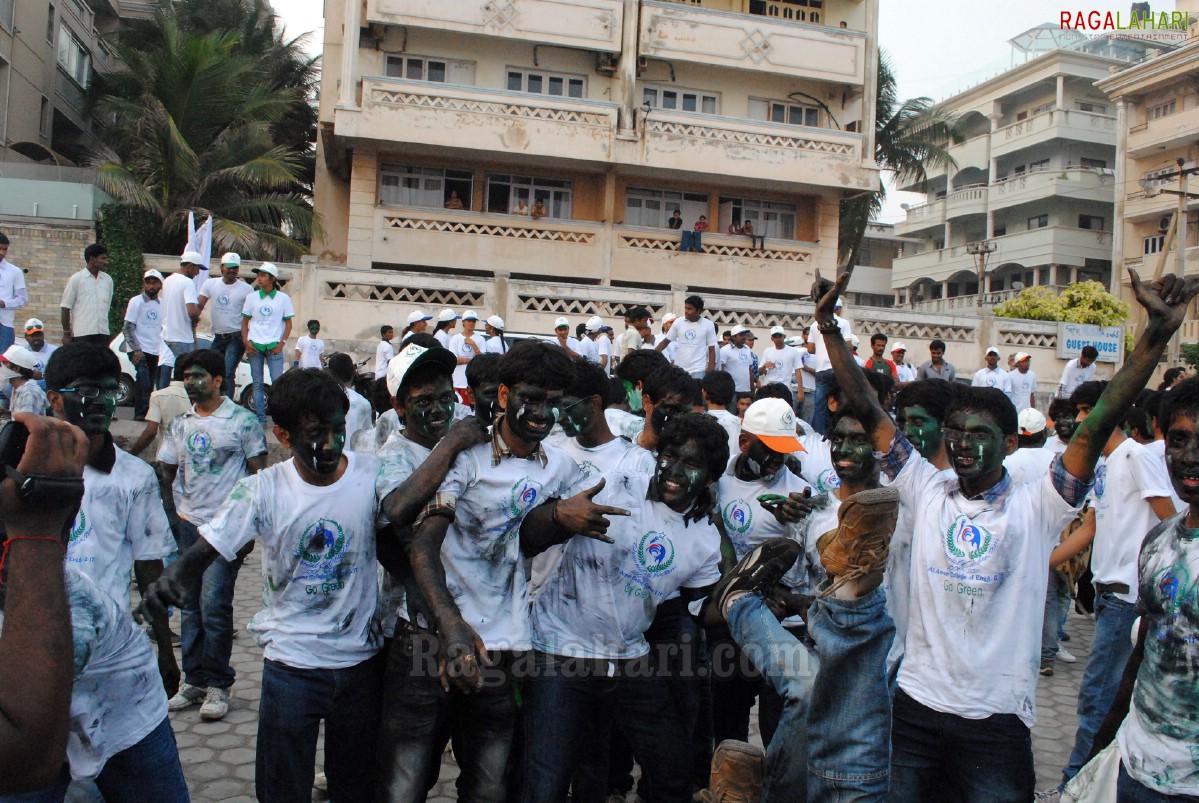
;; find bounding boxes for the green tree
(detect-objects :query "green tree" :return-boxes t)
[839,52,960,267]
[994,280,1129,325]
[88,9,318,260]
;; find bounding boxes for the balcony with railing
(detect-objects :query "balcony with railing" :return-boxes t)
[913,133,990,187]
[893,199,944,235]
[945,185,988,219]
[990,109,1116,158]
[639,0,866,85]
[338,77,621,165]
[365,0,625,52]
[1128,105,1199,158]
[990,166,1114,210]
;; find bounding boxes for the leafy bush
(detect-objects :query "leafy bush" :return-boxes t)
[994,281,1128,326]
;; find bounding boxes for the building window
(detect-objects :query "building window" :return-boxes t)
[0,0,13,32]
[1029,158,1050,173]
[1078,215,1104,231]
[1015,111,1028,122]
[1144,234,1165,255]
[1148,100,1176,120]
[386,56,448,82]
[507,69,584,98]
[719,196,798,239]
[1076,101,1106,114]
[56,26,90,86]
[625,187,709,228]
[46,5,54,42]
[39,96,50,138]
[993,225,1006,236]
[748,98,819,127]
[379,164,473,209]
[1032,102,1055,115]
[1028,214,1049,230]
[642,85,718,115]
[486,174,573,218]
[1080,157,1106,170]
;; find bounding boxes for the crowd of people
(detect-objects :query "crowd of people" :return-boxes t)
[0,232,1197,803]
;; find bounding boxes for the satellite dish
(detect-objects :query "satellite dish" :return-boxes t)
[1012,281,1024,290]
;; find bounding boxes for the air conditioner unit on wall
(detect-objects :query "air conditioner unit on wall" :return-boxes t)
[1160,214,1173,233]
[596,53,618,76]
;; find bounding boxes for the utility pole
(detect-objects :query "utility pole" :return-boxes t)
[967,240,997,306]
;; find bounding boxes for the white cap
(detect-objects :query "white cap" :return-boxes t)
[890,341,908,353]
[253,262,279,278]
[585,315,606,334]
[554,316,570,329]
[742,398,805,454]
[849,334,860,347]
[462,310,479,321]
[784,336,803,347]
[2,345,41,374]
[730,325,750,337]
[1013,351,1031,364]
[661,313,678,325]
[386,342,457,397]
[486,315,505,330]
[833,298,843,309]
[437,308,460,323]
[406,309,432,325]
[23,318,44,333]
[180,250,204,265]
[1018,408,1047,436]
[143,269,164,281]
[220,252,241,266]
[985,345,1001,357]
[769,325,786,336]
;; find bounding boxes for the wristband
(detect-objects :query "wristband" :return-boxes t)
[0,536,66,575]
[816,319,841,335]
[4,466,85,508]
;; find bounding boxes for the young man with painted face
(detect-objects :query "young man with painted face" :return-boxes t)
[155,349,268,721]
[1059,379,1176,788]
[522,413,728,803]
[1088,377,1199,799]
[43,343,179,693]
[817,267,1199,802]
[607,349,668,442]
[199,253,253,400]
[122,269,165,419]
[142,369,385,801]
[396,340,625,802]
[465,352,502,425]
[635,364,702,453]
[1044,397,1076,455]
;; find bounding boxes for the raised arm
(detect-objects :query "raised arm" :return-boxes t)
[1062,270,1199,482]
[379,417,488,528]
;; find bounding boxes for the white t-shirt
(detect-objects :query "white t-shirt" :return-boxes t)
[895,363,917,383]
[1006,369,1037,412]
[596,334,612,371]
[66,447,176,614]
[800,350,817,391]
[797,430,838,493]
[345,387,374,446]
[708,408,742,461]
[760,345,801,388]
[971,367,1013,395]
[888,442,1081,727]
[719,344,755,392]
[655,333,678,363]
[157,398,268,524]
[717,457,812,563]
[434,328,453,349]
[374,432,432,638]
[1003,446,1056,486]
[123,294,163,357]
[806,315,851,373]
[295,335,324,368]
[159,272,199,343]
[665,317,719,374]
[531,471,721,659]
[779,491,840,597]
[1091,437,1173,603]
[448,332,482,389]
[575,336,600,365]
[201,453,383,669]
[1043,435,1069,455]
[434,439,586,650]
[1059,358,1097,398]
[241,289,294,346]
[605,408,645,442]
[374,339,395,380]
[1145,439,1184,513]
[484,334,508,355]
[1116,513,1199,796]
[10,381,48,415]
[0,570,168,780]
[23,342,57,376]
[199,277,254,335]
[353,407,401,454]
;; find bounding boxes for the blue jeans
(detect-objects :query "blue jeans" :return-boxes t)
[177,520,244,690]
[247,348,283,422]
[890,688,1033,802]
[1117,762,1199,802]
[1041,572,1070,667]
[0,717,188,803]
[523,652,692,803]
[208,332,245,400]
[812,370,833,435]
[680,231,703,252]
[376,637,519,803]
[728,589,895,803]
[132,354,160,419]
[0,325,13,353]
[258,655,383,803]
[157,340,195,387]
[1063,590,1139,783]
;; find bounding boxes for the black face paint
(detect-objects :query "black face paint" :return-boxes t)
[1053,415,1076,441]
[559,396,596,438]
[654,438,711,513]
[58,382,119,436]
[744,437,785,483]
[404,385,456,443]
[473,382,501,425]
[291,416,347,476]
[504,386,562,443]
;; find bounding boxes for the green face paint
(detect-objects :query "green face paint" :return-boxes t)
[944,412,1006,481]
[291,413,347,475]
[58,379,120,435]
[624,380,643,413]
[828,418,876,485]
[654,438,711,512]
[901,405,943,461]
[403,378,456,444]
[183,367,217,403]
[559,396,596,438]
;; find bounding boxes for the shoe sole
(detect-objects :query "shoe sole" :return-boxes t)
[200,708,228,721]
[817,487,899,598]
[702,539,802,627]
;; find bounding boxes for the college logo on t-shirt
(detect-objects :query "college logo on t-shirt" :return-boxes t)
[944,515,995,565]
[722,499,753,535]
[684,328,698,341]
[295,518,351,584]
[576,460,600,479]
[636,531,675,574]
[218,293,231,306]
[145,309,159,322]
[68,511,92,547]
[260,304,274,316]
[1093,464,1107,499]
[507,477,544,518]
[186,431,213,459]
[814,468,840,492]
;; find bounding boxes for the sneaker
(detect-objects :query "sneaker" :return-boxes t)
[764,585,814,622]
[697,538,803,627]
[701,740,764,803]
[167,683,207,711]
[314,772,328,792]
[199,687,230,721]
[816,487,900,598]
[1040,665,1054,676]
[1057,646,1077,663]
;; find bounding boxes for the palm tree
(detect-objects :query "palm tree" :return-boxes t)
[839,52,960,269]
[88,10,318,260]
